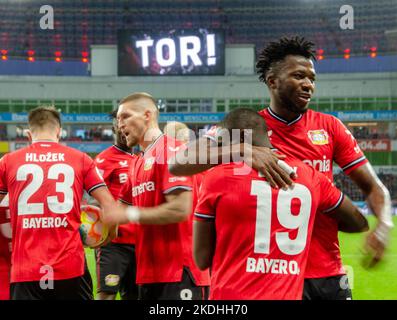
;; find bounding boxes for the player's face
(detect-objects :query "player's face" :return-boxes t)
[117,102,148,148]
[113,121,129,149]
[274,55,316,114]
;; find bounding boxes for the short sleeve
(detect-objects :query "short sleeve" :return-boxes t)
[83,153,107,194]
[194,169,222,221]
[316,171,344,214]
[332,117,368,174]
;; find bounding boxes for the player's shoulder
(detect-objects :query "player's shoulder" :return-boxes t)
[59,143,89,157]
[162,134,185,153]
[257,107,268,119]
[53,144,94,164]
[1,144,34,163]
[163,134,181,145]
[95,145,112,158]
[95,145,130,163]
[306,109,341,126]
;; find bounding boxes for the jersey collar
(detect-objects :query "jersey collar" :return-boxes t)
[112,144,132,155]
[267,107,303,126]
[31,140,58,144]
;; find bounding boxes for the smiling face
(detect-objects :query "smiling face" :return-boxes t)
[117,99,150,148]
[269,55,316,115]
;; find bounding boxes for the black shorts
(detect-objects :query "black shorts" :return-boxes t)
[10,267,93,300]
[139,267,209,300]
[96,242,138,300]
[303,275,353,300]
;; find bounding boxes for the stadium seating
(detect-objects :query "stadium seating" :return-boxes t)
[0,0,396,59]
[334,172,397,202]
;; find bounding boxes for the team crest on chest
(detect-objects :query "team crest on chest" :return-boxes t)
[307,130,329,145]
[144,157,155,171]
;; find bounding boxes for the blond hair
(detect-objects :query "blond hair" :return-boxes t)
[119,92,159,119]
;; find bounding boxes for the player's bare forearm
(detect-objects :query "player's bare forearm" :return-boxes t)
[332,196,369,233]
[107,190,192,225]
[90,186,119,226]
[138,190,192,224]
[193,220,215,270]
[349,164,393,228]
[349,164,393,266]
[0,194,4,204]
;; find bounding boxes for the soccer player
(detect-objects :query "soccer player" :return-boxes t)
[193,108,369,300]
[170,37,393,300]
[0,106,118,300]
[0,195,11,300]
[255,37,392,299]
[106,92,209,300]
[94,109,139,300]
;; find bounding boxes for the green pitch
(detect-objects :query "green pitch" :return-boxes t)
[85,215,397,300]
[339,215,397,300]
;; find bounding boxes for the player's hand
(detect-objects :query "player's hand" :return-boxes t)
[362,222,393,268]
[244,144,297,189]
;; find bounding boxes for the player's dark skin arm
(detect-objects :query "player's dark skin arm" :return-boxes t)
[329,196,369,233]
[348,163,393,266]
[193,219,216,270]
[169,137,296,189]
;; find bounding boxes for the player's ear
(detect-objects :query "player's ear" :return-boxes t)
[56,127,61,140]
[144,109,152,122]
[266,73,277,89]
[26,130,33,143]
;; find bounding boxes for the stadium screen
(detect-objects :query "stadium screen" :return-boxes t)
[117,29,225,76]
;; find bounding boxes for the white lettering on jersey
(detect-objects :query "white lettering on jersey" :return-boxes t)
[96,158,105,163]
[302,155,331,173]
[25,153,65,162]
[119,173,128,184]
[132,181,155,197]
[22,217,68,229]
[246,257,300,275]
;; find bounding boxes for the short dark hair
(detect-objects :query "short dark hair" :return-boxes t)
[221,108,267,146]
[256,36,316,84]
[28,106,61,131]
[223,108,267,132]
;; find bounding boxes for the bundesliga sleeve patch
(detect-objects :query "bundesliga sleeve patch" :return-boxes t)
[307,130,329,145]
